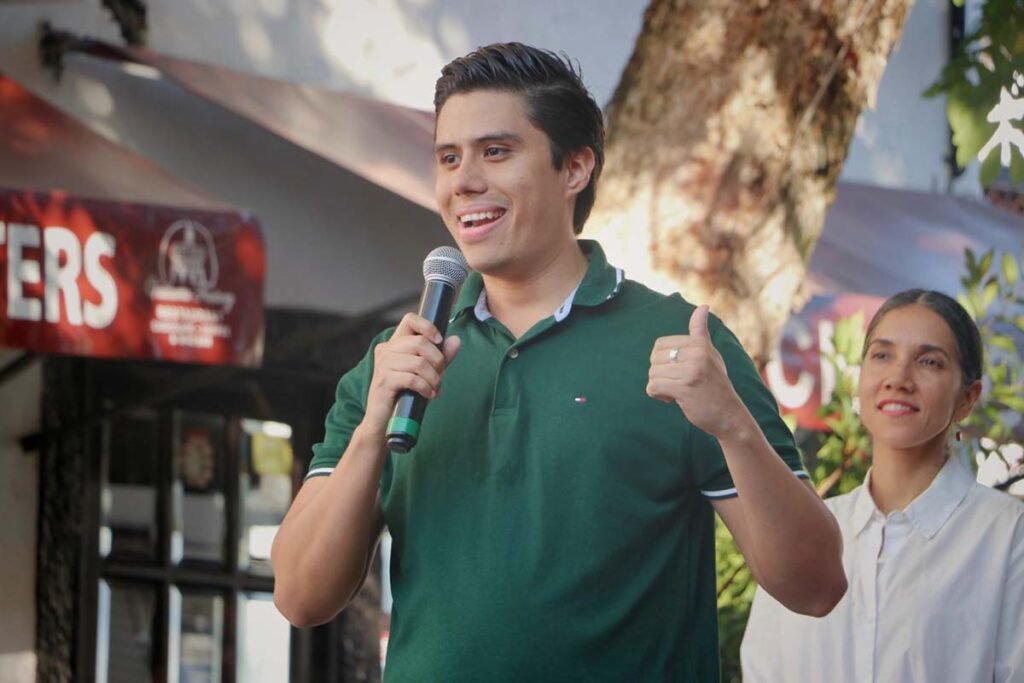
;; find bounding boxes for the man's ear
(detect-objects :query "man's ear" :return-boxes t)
[563,146,596,198]
[953,379,983,422]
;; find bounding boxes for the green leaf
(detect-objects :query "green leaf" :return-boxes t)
[982,278,999,310]
[980,250,995,276]
[1011,148,1024,186]
[990,362,1008,386]
[980,140,1013,188]
[1002,253,1020,286]
[958,292,977,318]
[965,248,978,278]
[990,334,1017,354]
[1000,395,1024,413]
[949,95,994,168]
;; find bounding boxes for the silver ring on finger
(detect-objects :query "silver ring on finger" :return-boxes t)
[668,347,679,363]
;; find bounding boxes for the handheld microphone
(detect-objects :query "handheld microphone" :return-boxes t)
[385,246,469,453]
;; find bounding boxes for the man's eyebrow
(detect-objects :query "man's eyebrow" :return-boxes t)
[477,131,523,145]
[434,131,524,154]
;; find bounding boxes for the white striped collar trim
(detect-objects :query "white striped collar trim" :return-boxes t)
[304,466,335,480]
[553,282,582,322]
[701,469,810,499]
[606,267,624,300]
[472,267,624,324]
[473,289,493,322]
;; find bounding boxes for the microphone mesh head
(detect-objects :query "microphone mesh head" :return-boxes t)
[423,246,469,287]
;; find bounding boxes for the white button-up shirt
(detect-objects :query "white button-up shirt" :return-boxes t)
[741,456,1024,683]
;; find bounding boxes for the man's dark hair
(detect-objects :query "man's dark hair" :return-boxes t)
[434,42,605,234]
[863,289,984,387]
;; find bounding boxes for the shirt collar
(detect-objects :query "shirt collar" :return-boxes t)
[851,455,975,539]
[851,472,879,537]
[452,239,625,323]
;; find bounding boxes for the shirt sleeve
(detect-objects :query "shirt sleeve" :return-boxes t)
[689,313,807,499]
[995,510,1024,683]
[306,328,393,479]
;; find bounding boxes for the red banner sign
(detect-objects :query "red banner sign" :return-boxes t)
[0,187,264,366]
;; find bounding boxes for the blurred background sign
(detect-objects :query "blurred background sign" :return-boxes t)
[0,73,265,366]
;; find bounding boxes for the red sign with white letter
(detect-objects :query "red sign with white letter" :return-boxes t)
[0,187,264,366]
[765,294,883,431]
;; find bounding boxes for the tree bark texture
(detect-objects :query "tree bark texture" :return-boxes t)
[588,0,913,365]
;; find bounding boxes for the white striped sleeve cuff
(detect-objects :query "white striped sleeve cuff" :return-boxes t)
[304,467,335,480]
[700,469,810,500]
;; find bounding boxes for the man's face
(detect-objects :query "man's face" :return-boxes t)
[433,90,584,278]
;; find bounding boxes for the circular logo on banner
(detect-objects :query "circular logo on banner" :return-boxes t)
[159,219,219,293]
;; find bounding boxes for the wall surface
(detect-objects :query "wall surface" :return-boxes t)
[840,0,960,193]
[0,352,41,683]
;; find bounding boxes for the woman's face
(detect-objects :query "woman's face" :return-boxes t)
[858,305,979,453]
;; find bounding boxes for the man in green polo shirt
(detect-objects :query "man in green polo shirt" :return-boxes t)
[272,43,846,681]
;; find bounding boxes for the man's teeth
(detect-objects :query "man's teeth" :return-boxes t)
[461,211,503,225]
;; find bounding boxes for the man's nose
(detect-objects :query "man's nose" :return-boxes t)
[453,157,486,195]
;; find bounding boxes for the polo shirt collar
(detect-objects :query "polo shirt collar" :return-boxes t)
[851,455,974,540]
[452,239,625,323]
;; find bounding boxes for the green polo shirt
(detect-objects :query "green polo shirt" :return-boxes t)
[309,240,806,682]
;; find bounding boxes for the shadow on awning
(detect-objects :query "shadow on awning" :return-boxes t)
[69,39,438,212]
[0,70,228,210]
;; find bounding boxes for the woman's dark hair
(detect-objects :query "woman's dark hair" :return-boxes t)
[863,289,984,386]
[433,42,605,234]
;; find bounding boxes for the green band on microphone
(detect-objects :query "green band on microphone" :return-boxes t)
[387,416,421,440]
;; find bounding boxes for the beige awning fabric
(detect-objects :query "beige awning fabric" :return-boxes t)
[73,41,438,212]
[809,181,1024,298]
[0,71,229,210]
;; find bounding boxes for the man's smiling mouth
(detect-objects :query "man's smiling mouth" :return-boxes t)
[459,209,507,229]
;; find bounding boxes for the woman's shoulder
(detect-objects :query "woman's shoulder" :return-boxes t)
[821,486,866,518]
[965,481,1024,523]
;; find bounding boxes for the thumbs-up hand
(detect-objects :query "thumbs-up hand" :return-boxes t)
[646,305,745,438]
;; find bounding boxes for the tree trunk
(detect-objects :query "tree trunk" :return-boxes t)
[588,0,913,365]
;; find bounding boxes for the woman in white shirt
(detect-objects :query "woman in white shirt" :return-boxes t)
[741,289,1024,683]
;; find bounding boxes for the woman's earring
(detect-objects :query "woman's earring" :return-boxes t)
[852,397,861,417]
[955,429,962,442]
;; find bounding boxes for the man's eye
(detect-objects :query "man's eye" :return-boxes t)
[439,153,459,166]
[484,146,508,158]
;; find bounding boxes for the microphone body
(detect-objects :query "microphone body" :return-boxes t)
[386,247,468,453]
